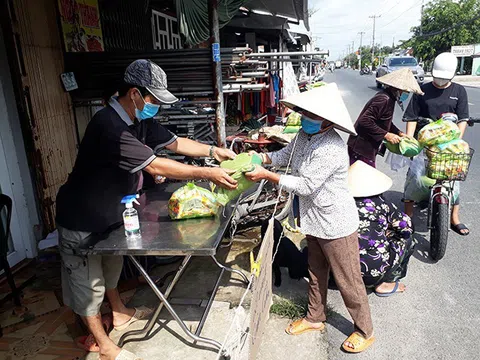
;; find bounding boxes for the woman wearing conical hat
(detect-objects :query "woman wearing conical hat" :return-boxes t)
[348,161,415,296]
[246,84,375,353]
[347,68,424,168]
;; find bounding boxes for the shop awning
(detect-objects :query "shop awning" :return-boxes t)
[176,0,308,46]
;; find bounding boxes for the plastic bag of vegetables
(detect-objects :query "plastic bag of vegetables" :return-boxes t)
[418,119,460,147]
[215,153,262,205]
[427,155,470,180]
[286,112,301,126]
[399,137,423,157]
[168,183,220,220]
[426,139,470,159]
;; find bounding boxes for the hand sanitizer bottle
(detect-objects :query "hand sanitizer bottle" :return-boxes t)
[121,195,141,239]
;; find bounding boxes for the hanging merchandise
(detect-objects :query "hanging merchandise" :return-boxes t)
[282,61,301,99]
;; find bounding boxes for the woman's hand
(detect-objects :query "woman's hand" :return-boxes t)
[399,132,413,140]
[385,132,402,144]
[245,165,271,182]
[213,147,236,162]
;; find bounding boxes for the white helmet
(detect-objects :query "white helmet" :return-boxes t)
[432,52,458,80]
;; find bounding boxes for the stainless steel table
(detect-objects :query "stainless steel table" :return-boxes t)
[77,182,249,351]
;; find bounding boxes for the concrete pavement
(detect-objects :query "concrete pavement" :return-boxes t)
[322,69,480,360]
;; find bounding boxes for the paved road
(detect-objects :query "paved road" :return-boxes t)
[321,69,480,359]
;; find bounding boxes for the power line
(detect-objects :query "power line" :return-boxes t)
[415,12,480,38]
[380,0,423,29]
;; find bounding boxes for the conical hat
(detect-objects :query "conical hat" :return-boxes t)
[377,68,424,95]
[280,83,357,136]
[348,161,393,197]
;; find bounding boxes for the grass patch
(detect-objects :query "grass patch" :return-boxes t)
[270,297,308,319]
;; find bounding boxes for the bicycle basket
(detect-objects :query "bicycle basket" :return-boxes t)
[425,148,475,181]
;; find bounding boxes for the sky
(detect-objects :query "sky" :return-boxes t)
[309,0,433,59]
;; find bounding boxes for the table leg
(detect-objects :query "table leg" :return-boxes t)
[118,255,191,346]
[211,255,250,284]
[123,255,223,350]
[194,256,249,344]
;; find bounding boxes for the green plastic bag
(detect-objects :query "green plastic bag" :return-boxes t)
[286,112,301,126]
[384,141,401,155]
[283,126,301,134]
[215,153,262,205]
[418,119,460,147]
[168,183,220,220]
[399,137,423,157]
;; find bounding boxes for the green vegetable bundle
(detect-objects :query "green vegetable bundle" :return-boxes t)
[384,137,423,157]
[168,183,220,220]
[215,153,263,205]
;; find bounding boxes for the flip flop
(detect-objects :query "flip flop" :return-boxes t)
[75,313,113,352]
[114,307,153,331]
[342,332,375,353]
[115,349,143,360]
[285,318,325,336]
[451,223,470,236]
[374,281,404,297]
[75,334,100,352]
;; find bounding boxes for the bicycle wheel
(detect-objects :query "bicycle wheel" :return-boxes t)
[430,201,449,261]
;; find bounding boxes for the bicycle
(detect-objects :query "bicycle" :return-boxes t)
[423,117,479,261]
[226,132,293,228]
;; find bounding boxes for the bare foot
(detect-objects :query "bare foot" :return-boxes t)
[99,344,121,360]
[112,308,136,328]
[375,282,406,294]
[301,318,324,329]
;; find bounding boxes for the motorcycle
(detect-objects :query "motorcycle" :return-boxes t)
[360,66,372,75]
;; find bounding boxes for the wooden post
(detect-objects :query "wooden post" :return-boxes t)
[208,0,226,147]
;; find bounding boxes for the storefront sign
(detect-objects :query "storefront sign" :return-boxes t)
[212,43,221,62]
[58,0,105,52]
[248,219,273,360]
[451,45,475,57]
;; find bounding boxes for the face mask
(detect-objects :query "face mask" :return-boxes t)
[133,90,160,120]
[433,78,450,87]
[301,116,322,135]
[399,92,409,102]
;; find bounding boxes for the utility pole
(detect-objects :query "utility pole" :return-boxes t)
[208,0,226,147]
[369,15,381,69]
[358,31,365,70]
[420,0,425,36]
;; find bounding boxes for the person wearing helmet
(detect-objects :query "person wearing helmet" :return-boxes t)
[402,52,470,236]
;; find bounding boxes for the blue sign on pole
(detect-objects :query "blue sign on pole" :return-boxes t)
[212,43,221,62]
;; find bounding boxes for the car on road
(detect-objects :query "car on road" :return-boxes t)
[335,60,342,69]
[376,56,425,88]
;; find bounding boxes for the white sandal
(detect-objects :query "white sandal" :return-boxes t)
[114,307,153,331]
[115,349,143,360]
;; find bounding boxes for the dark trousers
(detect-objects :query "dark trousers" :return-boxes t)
[306,232,374,338]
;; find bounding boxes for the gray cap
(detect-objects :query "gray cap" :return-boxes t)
[124,59,178,104]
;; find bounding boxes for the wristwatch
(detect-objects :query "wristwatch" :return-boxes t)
[209,145,215,159]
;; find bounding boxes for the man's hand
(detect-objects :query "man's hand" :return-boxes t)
[213,147,236,162]
[207,168,237,190]
[245,165,271,182]
[385,132,402,144]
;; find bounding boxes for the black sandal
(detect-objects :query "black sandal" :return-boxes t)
[451,223,470,236]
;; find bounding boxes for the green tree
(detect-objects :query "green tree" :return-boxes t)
[403,0,480,65]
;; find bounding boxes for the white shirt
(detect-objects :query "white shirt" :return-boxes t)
[269,128,359,240]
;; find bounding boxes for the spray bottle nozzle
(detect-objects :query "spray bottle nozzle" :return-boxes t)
[121,194,140,206]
